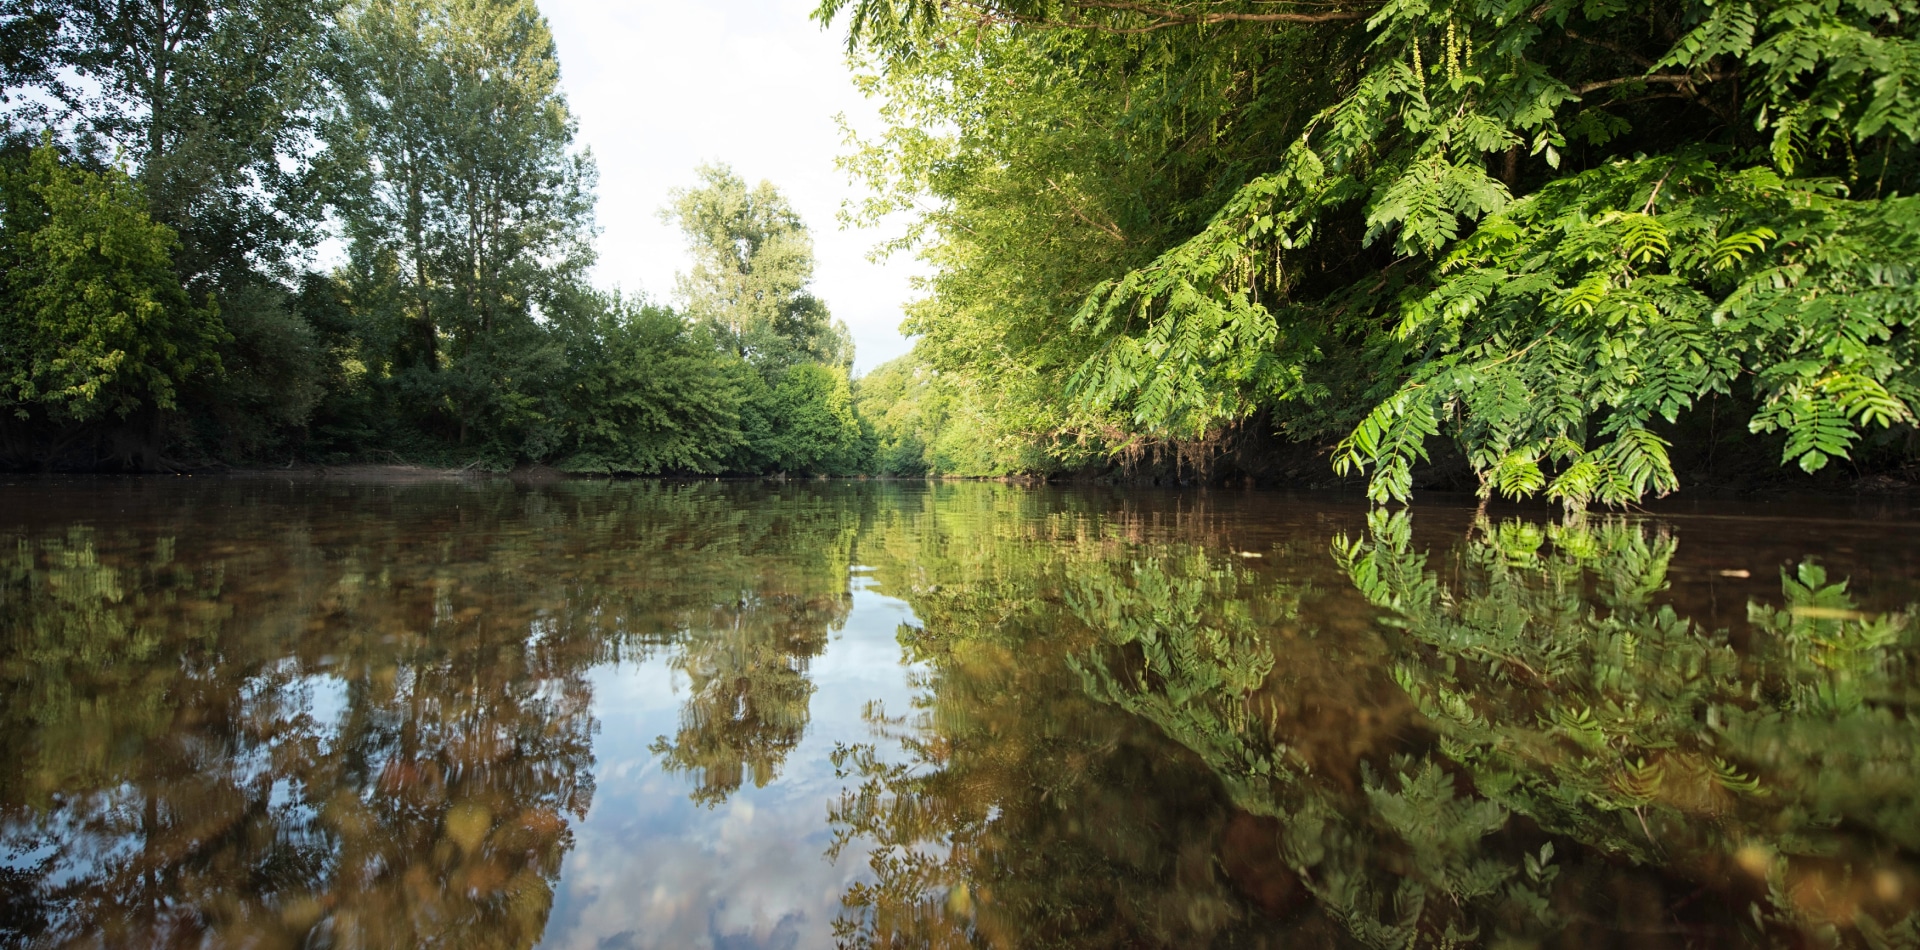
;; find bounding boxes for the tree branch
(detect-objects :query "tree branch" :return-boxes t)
[938,0,1377,35]
[1045,177,1128,242]
[1574,71,1728,95]
[1065,0,1375,25]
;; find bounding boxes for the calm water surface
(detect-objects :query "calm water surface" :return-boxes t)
[3,477,1920,948]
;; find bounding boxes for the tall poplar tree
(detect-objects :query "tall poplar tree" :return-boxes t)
[666,163,851,372]
[326,0,595,454]
[46,0,335,285]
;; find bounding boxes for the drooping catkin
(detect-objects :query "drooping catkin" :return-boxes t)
[1446,20,1459,80]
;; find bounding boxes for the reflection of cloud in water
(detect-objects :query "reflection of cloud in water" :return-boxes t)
[545,794,873,950]
[538,587,916,950]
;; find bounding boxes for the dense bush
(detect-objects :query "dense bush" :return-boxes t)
[0,144,224,468]
[554,296,747,475]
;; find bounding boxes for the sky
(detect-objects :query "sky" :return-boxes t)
[539,0,924,375]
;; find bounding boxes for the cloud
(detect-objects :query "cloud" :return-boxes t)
[543,790,873,950]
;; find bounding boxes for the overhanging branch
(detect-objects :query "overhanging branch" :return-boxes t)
[1574,71,1729,95]
[941,0,1377,34]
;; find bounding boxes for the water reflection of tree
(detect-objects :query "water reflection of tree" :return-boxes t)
[642,489,859,804]
[650,593,844,805]
[0,479,865,946]
[838,496,1920,948]
[0,513,599,947]
[14,480,1918,947]
[1338,511,1920,944]
[830,497,1354,947]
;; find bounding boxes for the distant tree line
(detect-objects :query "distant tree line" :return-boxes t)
[0,0,868,473]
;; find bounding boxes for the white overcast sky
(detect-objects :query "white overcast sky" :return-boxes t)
[540,0,923,375]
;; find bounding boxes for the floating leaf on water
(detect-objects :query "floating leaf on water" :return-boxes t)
[278,895,325,931]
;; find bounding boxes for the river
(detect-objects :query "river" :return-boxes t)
[2,477,1917,948]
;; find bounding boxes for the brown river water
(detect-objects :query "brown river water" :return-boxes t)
[2,477,1919,948]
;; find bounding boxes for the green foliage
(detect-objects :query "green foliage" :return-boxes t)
[732,362,871,476]
[666,163,852,371]
[316,0,595,461]
[42,0,335,284]
[551,295,745,475]
[853,355,933,475]
[825,0,1920,496]
[827,13,1312,474]
[854,353,1058,476]
[295,33,872,473]
[1337,156,1920,504]
[0,0,339,464]
[0,145,223,432]
[193,280,328,457]
[0,0,878,472]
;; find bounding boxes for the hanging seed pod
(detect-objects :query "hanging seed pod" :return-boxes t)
[1446,20,1459,80]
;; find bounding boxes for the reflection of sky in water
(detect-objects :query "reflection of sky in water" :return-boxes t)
[8,669,356,888]
[539,578,922,950]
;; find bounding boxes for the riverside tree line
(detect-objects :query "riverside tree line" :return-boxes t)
[0,0,866,474]
[832,0,1920,502]
[6,0,1920,499]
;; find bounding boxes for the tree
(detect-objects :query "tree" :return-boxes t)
[0,0,64,112]
[665,163,852,371]
[326,0,596,456]
[854,355,933,476]
[49,0,336,286]
[0,0,340,463]
[855,353,1053,476]
[0,143,223,468]
[823,0,1920,502]
[731,362,870,476]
